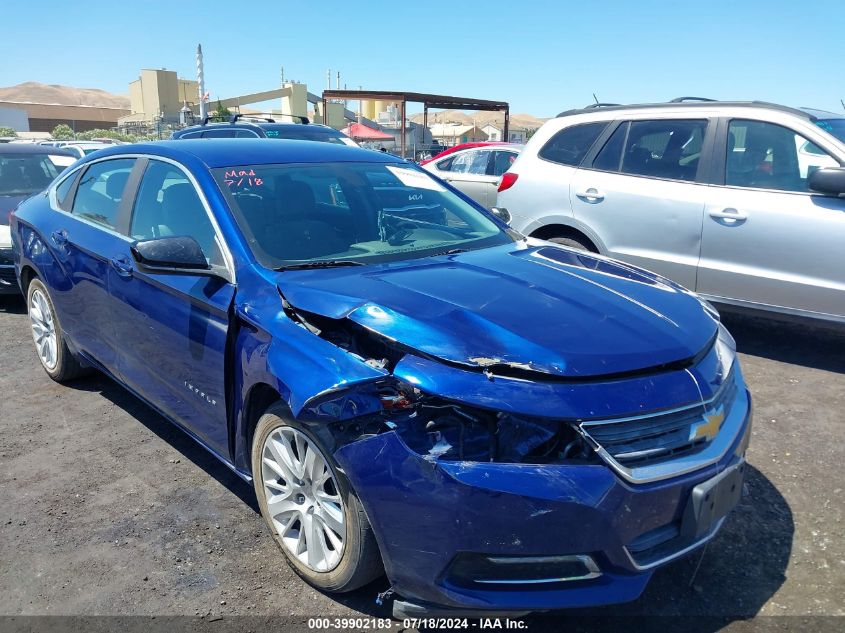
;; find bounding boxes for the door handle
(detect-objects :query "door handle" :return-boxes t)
[50,230,68,247]
[575,188,605,203]
[110,256,133,278]
[709,208,747,223]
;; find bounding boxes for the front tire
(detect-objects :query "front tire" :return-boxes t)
[251,405,383,592]
[27,278,89,382]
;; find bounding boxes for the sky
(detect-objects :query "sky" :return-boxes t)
[1,0,843,118]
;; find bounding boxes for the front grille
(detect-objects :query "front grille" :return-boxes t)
[0,248,13,265]
[581,368,737,468]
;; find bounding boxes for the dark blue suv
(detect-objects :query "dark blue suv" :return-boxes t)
[10,139,751,616]
[172,114,357,146]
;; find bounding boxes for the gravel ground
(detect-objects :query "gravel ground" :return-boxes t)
[0,293,843,632]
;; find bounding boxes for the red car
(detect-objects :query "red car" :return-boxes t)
[419,141,517,165]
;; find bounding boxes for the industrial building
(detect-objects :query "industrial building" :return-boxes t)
[118,69,199,129]
[429,123,489,146]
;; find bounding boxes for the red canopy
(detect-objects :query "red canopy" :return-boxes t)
[341,122,394,141]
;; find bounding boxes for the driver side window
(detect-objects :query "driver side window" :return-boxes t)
[726,120,839,192]
[130,160,223,266]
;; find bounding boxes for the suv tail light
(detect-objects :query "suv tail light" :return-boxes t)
[498,172,518,192]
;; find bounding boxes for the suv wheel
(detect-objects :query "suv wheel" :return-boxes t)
[27,278,89,382]
[251,405,382,592]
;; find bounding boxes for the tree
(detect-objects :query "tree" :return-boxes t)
[212,99,231,121]
[51,124,76,140]
[76,128,137,143]
[526,127,539,141]
[0,126,17,138]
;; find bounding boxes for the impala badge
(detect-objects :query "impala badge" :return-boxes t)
[185,381,217,406]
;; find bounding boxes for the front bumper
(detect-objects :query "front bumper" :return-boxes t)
[334,389,752,613]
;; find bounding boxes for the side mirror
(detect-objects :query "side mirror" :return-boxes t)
[490,206,512,224]
[131,236,210,272]
[808,167,845,196]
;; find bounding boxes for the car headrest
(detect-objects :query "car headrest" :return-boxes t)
[105,171,130,200]
[161,182,199,215]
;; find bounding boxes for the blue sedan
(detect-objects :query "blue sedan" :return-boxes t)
[10,139,752,616]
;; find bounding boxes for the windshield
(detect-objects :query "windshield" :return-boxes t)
[215,162,512,269]
[815,119,845,144]
[0,153,71,197]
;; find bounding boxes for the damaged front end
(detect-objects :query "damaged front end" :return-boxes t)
[275,283,750,613]
[285,291,596,467]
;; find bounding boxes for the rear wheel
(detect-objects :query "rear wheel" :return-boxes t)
[251,406,382,592]
[27,278,89,382]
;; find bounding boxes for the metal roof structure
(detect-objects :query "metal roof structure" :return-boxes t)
[322,90,510,157]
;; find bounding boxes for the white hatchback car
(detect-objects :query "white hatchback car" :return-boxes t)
[497,100,845,325]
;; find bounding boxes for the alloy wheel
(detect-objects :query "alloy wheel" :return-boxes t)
[260,427,346,572]
[29,288,58,370]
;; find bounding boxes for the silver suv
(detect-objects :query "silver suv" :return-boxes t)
[497,99,845,325]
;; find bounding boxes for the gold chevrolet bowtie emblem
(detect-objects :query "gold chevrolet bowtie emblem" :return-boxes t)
[690,407,725,442]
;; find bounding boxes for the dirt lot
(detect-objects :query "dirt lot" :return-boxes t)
[0,293,843,632]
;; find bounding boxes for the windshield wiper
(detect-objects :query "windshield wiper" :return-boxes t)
[276,259,365,271]
[429,248,469,257]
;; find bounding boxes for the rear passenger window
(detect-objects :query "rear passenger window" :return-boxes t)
[592,122,628,172]
[130,160,224,266]
[620,120,707,181]
[538,122,608,166]
[203,129,236,138]
[491,151,518,176]
[71,159,135,230]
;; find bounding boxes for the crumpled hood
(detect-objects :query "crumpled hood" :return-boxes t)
[276,244,717,378]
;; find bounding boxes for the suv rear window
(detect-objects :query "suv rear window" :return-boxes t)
[538,122,608,166]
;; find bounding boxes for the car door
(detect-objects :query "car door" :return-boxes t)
[108,158,236,456]
[569,118,714,290]
[437,149,494,207]
[42,157,137,372]
[487,149,519,209]
[698,118,845,319]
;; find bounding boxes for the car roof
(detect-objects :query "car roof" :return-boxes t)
[800,107,845,120]
[556,100,815,120]
[78,139,398,169]
[0,144,75,156]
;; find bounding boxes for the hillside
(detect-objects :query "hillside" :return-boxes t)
[0,82,130,108]
[409,109,546,130]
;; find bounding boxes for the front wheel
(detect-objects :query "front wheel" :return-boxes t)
[251,406,383,592]
[27,278,89,382]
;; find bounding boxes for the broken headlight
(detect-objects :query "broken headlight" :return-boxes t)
[384,384,594,464]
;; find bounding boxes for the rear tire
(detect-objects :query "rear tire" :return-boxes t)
[251,404,383,592]
[26,278,89,382]
[549,235,595,252]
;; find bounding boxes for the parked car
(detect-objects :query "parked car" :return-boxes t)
[423,143,522,209]
[172,114,358,146]
[12,139,751,616]
[1,144,75,294]
[60,142,113,159]
[419,141,514,166]
[498,99,845,325]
